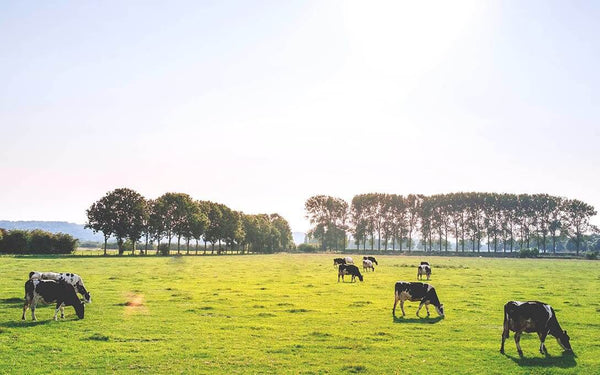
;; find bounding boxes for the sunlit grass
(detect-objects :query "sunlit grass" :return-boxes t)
[0,254,597,374]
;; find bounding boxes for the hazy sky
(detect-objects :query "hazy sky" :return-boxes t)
[1,0,599,232]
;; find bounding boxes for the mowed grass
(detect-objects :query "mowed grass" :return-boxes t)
[0,254,598,374]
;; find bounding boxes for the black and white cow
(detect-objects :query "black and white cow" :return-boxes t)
[338,264,363,282]
[393,281,444,318]
[417,264,431,280]
[22,279,85,321]
[344,256,354,265]
[362,259,375,272]
[500,301,573,357]
[363,256,378,265]
[333,258,346,267]
[29,271,91,303]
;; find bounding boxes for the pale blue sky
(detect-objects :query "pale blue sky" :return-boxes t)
[1,1,599,232]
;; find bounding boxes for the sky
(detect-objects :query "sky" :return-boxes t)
[1,0,599,233]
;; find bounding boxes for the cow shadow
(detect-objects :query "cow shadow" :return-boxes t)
[0,298,24,307]
[392,315,443,324]
[505,352,577,369]
[0,320,52,328]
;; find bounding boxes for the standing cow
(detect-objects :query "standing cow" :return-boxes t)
[338,264,363,282]
[22,279,85,320]
[363,256,378,265]
[417,264,431,280]
[393,281,444,318]
[333,258,346,267]
[362,259,375,272]
[500,301,573,357]
[29,271,91,303]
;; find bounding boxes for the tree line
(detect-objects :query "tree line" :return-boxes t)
[0,229,78,254]
[86,188,293,255]
[305,193,598,255]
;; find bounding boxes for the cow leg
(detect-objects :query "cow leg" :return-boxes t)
[515,332,523,357]
[500,325,510,354]
[31,305,37,321]
[393,294,398,316]
[424,303,430,317]
[416,301,424,317]
[538,331,548,355]
[54,303,61,320]
[60,303,65,319]
[22,301,29,320]
[400,299,406,317]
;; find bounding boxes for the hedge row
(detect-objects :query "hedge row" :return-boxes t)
[0,229,77,254]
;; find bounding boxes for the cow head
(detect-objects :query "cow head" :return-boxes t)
[556,330,573,353]
[74,301,85,319]
[76,284,92,303]
[436,304,445,317]
[358,274,364,282]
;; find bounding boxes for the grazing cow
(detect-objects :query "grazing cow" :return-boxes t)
[417,264,431,280]
[420,261,429,266]
[29,271,91,303]
[22,279,85,321]
[363,256,378,265]
[362,259,375,272]
[393,281,444,318]
[344,256,354,265]
[500,301,573,357]
[333,258,346,267]
[338,264,363,282]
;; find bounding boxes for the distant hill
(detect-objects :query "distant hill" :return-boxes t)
[292,232,306,245]
[1,221,306,246]
[0,221,105,242]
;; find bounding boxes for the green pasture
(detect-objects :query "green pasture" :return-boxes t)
[0,254,598,374]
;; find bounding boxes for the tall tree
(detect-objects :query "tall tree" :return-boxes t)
[305,195,348,251]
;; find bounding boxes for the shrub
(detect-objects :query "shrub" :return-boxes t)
[519,248,539,258]
[158,243,171,256]
[297,243,318,253]
[0,230,29,254]
[0,229,76,254]
[584,251,598,260]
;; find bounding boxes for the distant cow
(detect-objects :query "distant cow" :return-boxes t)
[393,281,444,318]
[417,264,431,280]
[420,261,429,266]
[338,264,363,282]
[333,258,346,267]
[363,256,378,265]
[22,279,85,321]
[500,301,573,357]
[362,259,375,272]
[29,271,91,303]
[344,256,354,265]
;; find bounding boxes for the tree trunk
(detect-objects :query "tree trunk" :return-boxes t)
[103,236,108,256]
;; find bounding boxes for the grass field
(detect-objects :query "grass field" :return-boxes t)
[0,254,598,374]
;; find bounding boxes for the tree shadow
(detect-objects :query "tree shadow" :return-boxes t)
[392,315,444,324]
[504,352,577,368]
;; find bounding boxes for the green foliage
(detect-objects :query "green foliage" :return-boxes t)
[0,255,598,373]
[158,243,170,256]
[0,229,76,254]
[519,248,539,258]
[584,250,598,260]
[296,243,318,253]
